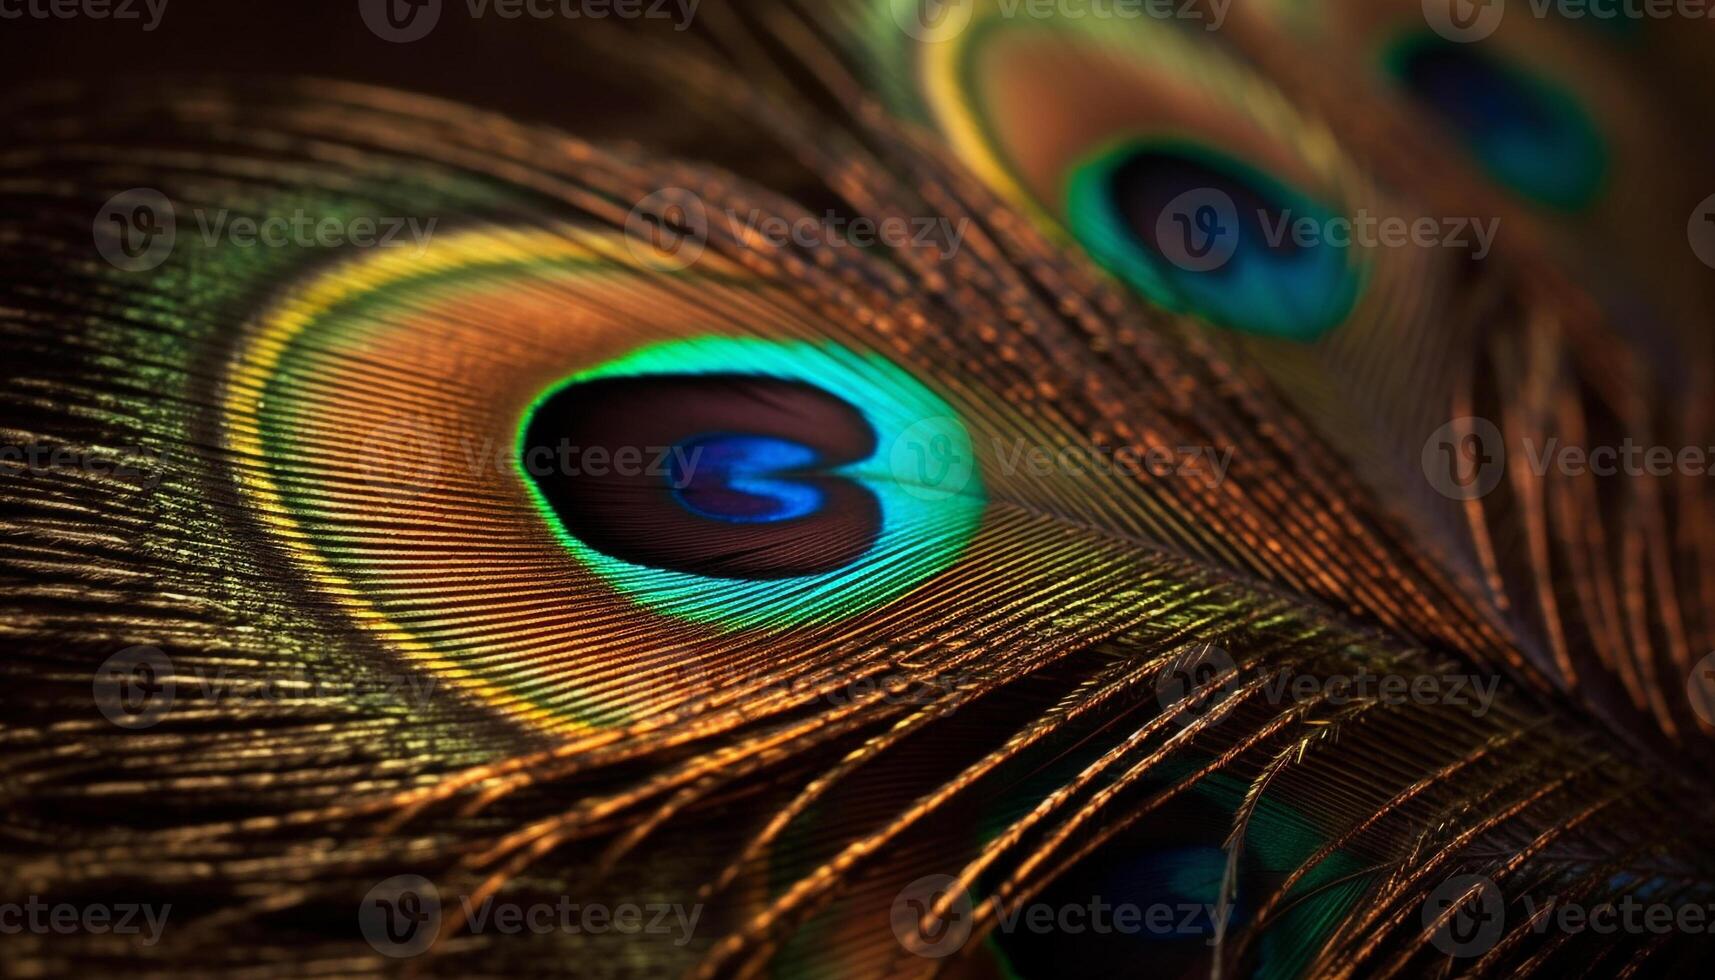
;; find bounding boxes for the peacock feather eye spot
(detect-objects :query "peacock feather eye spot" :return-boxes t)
[512,336,986,630]
[520,374,882,580]
[1065,140,1363,342]
[1385,33,1607,211]
[229,233,986,725]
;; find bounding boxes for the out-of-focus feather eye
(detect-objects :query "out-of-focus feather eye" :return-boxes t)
[956,762,1373,980]
[1248,0,1621,216]
[224,228,984,730]
[1064,139,1361,340]
[1240,0,1711,371]
[884,8,1370,341]
[1382,33,1606,211]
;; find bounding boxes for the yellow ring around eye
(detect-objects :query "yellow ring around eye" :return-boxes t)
[225,228,620,736]
[225,228,772,737]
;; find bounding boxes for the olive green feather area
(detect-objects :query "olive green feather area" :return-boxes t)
[1,80,1712,980]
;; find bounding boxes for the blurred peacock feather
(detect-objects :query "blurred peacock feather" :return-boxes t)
[2,1,1714,977]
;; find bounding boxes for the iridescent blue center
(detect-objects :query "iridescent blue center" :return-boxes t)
[671,433,825,524]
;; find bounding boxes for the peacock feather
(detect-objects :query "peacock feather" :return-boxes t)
[3,3,1714,978]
